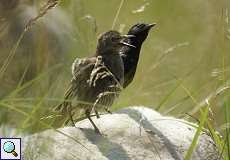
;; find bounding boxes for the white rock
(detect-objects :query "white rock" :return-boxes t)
[19,107,220,160]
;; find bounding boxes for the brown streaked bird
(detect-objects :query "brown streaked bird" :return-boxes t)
[121,23,156,88]
[54,30,135,134]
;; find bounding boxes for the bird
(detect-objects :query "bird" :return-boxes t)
[121,23,156,88]
[54,30,135,134]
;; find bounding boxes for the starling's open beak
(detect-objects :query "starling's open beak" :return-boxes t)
[121,34,136,38]
[120,40,136,48]
[120,41,136,48]
[119,34,136,48]
[146,23,157,29]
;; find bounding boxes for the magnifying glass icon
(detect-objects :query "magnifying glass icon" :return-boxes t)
[3,141,18,157]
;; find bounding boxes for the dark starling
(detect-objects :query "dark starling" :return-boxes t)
[54,30,135,134]
[121,23,156,88]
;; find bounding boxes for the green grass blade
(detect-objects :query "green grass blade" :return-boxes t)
[184,105,209,160]
[0,102,91,152]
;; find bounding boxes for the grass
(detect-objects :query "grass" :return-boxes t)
[0,0,230,159]
[184,105,210,160]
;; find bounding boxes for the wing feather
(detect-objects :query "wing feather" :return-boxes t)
[54,57,96,114]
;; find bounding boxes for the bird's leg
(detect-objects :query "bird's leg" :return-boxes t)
[85,109,101,134]
[104,107,112,114]
[105,107,112,114]
[92,97,100,118]
[93,107,100,118]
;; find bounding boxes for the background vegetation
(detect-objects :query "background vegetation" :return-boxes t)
[0,0,229,159]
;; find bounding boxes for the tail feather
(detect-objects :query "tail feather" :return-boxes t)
[54,81,76,112]
[52,81,77,127]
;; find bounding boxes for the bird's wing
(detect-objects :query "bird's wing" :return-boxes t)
[71,57,96,79]
[54,57,96,113]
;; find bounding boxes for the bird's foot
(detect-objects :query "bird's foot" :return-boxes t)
[94,128,102,135]
[104,107,112,114]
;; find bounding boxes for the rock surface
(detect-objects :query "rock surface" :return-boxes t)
[19,107,220,160]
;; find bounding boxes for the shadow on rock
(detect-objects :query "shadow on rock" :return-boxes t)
[81,128,130,160]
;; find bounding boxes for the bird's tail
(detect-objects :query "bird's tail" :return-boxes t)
[52,82,75,127]
[53,101,68,114]
[53,80,76,111]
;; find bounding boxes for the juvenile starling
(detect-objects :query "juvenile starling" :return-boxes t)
[121,23,156,88]
[54,30,135,134]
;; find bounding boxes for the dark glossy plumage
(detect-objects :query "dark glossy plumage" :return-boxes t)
[54,31,128,134]
[121,23,156,88]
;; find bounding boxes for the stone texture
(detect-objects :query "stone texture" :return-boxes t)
[18,107,220,160]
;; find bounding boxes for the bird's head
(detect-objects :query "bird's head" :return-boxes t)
[96,30,135,55]
[127,23,156,44]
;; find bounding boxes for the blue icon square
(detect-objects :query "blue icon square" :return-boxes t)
[0,138,21,160]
